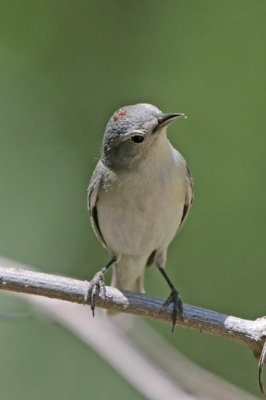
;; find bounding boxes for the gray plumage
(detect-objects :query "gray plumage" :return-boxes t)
[88,103,193,321]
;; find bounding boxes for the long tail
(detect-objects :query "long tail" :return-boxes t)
[106,254,147,316]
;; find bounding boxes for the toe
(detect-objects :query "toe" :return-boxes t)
[177,297,183,314]
[86,271,106,317]
[162,289,183,332]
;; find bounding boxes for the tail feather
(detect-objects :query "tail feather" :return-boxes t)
[106,254,147,317]
[111,269,145,293]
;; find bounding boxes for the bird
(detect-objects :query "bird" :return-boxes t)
[87,103,193,330]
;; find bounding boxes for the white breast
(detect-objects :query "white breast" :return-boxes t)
[97,137,188,257]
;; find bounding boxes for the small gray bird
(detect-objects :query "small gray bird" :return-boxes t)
[88,103,193,330]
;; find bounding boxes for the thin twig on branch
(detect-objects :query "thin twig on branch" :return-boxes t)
[0,264,265,395]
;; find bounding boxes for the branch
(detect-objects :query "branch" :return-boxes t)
[0,264,265,395]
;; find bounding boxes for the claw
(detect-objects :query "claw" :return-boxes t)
[162,288,183,332]
[85,271,105,317]
[84,257,116,317]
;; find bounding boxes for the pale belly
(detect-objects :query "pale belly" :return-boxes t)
[97,165,187,256]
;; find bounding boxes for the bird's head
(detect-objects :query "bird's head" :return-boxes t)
[102,103,185,170]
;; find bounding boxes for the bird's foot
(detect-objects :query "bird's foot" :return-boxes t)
[84,271,106,317]
[163,288,183,332]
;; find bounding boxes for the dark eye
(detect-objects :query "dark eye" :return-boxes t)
[130,135,144,143]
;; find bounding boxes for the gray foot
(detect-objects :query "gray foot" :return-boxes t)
[163,289,183,332]
[85,271,106,317]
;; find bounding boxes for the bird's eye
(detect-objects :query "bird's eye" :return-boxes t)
[130,134,144,143]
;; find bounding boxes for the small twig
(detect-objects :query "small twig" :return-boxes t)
[0,264,265,394]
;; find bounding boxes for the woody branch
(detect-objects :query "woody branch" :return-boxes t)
[0,264,265,357]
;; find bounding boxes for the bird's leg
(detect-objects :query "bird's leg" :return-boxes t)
[158,267,183,332]
[85,256,116,317]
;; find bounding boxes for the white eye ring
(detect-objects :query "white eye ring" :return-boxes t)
[130,134,144,143]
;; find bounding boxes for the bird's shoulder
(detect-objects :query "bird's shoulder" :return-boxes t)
[88,160,116,248]
[88,160,102,209]
[170,145,194,226]
[88,160,117,205]
[178,163,194,229]
[185,164,194,204]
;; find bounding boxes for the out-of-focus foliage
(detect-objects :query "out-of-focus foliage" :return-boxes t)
[0,1,265,398]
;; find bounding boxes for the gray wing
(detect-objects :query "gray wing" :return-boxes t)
[179,164,194,230]
[87,160,107,248]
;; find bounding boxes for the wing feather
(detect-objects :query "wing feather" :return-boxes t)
[179,164,194,230]
[87,161,107,248]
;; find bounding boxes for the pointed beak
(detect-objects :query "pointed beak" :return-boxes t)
[154,113,186,133]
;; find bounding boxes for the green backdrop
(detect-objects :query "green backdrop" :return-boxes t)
[0,0,265,398]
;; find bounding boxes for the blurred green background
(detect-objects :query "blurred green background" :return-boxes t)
[0,0,265,398]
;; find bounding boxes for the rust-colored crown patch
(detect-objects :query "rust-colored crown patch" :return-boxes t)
[113,108,129,122]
